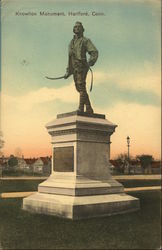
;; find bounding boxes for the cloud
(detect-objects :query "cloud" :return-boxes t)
[2,63,160,118]
[93,65,161,97]
[2,82,78,112]
[92,81,160,109]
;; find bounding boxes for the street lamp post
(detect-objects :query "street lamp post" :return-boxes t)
[127,136,130,174]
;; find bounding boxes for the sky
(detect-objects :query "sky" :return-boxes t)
[0,0,161,159]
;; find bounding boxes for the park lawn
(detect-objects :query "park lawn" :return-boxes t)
[0,190,161,250]
[0,179,44,193]
[117,179,161,188]
[0,179,160,193]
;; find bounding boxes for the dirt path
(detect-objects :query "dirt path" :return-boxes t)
[113,175,161,180]
[0,186,161,199]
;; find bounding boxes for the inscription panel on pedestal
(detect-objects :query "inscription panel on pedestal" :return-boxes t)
[53,146,74,172]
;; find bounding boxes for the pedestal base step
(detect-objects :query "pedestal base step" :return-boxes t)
[38,176,124,196]
[23,192,140,219]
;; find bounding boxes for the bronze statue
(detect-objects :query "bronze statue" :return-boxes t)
[64,22,98,114]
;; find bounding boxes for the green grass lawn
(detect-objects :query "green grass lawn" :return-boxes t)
[0,179,44,193]
[117,179,161,188]
[0,191,161,249]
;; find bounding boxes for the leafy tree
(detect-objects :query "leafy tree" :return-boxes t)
[8,155,18,168]
[0,131,5,157]
[114,153,134,174]
[136,154,153,173]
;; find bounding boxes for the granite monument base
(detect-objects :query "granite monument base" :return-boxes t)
[23,111,140,219]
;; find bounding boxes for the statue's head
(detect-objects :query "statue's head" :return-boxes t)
[73,22,84,35]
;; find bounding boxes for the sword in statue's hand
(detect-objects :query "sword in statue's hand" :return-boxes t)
[45,75,66,80]
[45,67,93,91]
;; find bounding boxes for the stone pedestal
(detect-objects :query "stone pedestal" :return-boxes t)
[23,111,139,219]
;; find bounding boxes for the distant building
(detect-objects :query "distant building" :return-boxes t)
[129,160,141,174]
[32,157,51,174]
[23,158,36,172]
[0,156,9,168]
[32,158,44,173]
[0,156,51,176]
[151,161,161,174]
[17,156,29,170]
[13,156,51,174]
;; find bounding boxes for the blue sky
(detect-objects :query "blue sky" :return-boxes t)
[1,0,161,158]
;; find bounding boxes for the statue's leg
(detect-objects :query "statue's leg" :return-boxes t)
[84,92,93,114]
[73,70,93,113]
[82,71,94,114]
[73,72,84,112]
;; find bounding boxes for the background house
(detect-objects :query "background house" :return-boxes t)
[151,161,161,174]
[0,155,160,176]
[32,157,51,175]
[17,156,29,170]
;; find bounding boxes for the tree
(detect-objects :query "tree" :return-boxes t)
[8,155,18,168]
[136,154,153,174]
[0,131,5,157]
[114,153,134,174]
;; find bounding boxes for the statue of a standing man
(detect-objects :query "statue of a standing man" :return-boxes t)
[64,22,98,114]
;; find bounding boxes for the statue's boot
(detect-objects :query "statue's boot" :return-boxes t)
[86,105,94,114]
